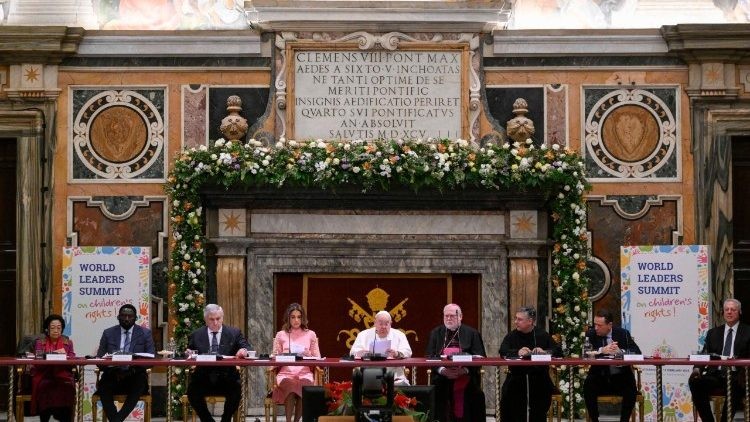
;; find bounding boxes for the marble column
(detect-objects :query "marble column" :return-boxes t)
[215,245,247,330]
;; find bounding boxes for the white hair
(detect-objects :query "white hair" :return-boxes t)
[204,304,223,318]
[375,310,392,322]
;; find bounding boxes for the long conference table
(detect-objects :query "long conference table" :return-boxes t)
[2,356,749,422]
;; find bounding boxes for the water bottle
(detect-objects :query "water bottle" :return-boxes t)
[583,337,593,358]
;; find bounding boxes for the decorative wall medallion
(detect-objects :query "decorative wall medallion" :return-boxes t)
[72,89,166,181]
[584,87,678,181]
[509,210,537,239]
[218,208,246,237]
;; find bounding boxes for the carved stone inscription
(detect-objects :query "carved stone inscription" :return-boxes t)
[293,50,462,140]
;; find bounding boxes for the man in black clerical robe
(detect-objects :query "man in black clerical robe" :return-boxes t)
[499,306,562,422]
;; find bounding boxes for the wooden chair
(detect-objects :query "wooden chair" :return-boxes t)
[15,362,79,422]
[691,394,725,422]
[548,366,563,422]
[584,366,645,422]
[264,366,326,422]
[14,365,33,422]
[181,366,247,422]
[91,367,152,422]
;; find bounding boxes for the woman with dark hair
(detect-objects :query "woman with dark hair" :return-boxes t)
[31,314,76,422]
[271,303,320,422]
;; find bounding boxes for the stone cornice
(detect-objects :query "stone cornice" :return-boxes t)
[0,26,84,64]
[252,1,510,33]
[76,30,262,57]
[661,24,750,63]
[492,29,667,57]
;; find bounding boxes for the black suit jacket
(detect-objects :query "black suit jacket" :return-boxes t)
[188,325,251,379]
[697,322,750,374]
[585,326,641,377]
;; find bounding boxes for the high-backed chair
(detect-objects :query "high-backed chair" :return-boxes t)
[14,365,33,422]
[91,367,152,422]
[264,366,326,422]
[584,366,645,422]
[180,366,247,422]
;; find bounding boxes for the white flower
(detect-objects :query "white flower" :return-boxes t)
[552,144,560,151]
[572,272,580,280]
[199,145,208,151]
[352,166,361,174]
[275,141,284,148]
[183,253,191,260]
[343,143,351,151]
[214,139,226,148]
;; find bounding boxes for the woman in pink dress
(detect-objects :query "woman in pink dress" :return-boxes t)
[272,303,320,422]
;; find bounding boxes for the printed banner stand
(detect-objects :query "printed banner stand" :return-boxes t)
[621,245,710,421]
[62,246,151,421]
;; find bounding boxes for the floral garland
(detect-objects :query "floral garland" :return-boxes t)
[165,137,591,413]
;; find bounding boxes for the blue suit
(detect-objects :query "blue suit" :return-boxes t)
[95,324,155,422]
[187,325,251,422]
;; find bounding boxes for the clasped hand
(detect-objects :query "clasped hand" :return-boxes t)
[601,342,621,355]
[519,347,546,357]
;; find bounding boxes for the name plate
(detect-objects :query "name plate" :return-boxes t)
[451,354,473,362]
[531,354,552,362]
[275,355,297,363]
[623,354,644,361]
[46,354,67,361]
[689,354,711,362]
[196,354,217,362]
[111,354,132,362]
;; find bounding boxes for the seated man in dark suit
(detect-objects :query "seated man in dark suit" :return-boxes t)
[583,309,641,422]
[187,304,251,422]
[95,304,155,422]
[425,303,486,422]
[689,298,750,422]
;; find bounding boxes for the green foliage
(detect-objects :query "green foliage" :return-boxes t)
[166,137,591,412]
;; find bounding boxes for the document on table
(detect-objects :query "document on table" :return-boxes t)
[373,339,391,355]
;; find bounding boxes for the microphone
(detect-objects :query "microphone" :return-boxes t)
[364,332,386,361]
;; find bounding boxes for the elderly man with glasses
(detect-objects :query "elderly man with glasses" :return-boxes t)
[499,306,562,422]
[425,303,486,422]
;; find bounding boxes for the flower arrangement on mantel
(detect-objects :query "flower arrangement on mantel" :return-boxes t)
[165,137,591,413]
[325,381,429,422]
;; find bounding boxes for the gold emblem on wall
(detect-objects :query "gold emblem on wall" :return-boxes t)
[337,287,418,349]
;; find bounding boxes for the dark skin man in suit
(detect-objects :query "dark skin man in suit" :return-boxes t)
[689,298,750,422]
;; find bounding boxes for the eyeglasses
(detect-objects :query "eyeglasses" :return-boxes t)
[443,314,459,319]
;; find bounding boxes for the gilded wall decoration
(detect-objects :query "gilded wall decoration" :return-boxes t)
[71,88,166,181]
[336,286,417,349]
[583,87,679,181]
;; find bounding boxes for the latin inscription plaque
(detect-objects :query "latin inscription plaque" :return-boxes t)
[292,50,463,140]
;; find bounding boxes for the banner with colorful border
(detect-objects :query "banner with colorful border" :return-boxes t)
[621,245,710,421]
[62,246,151,421]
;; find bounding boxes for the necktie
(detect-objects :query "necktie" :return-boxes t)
[211,331,219,354]
[723,328,734,357]
[123,330,131,352]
